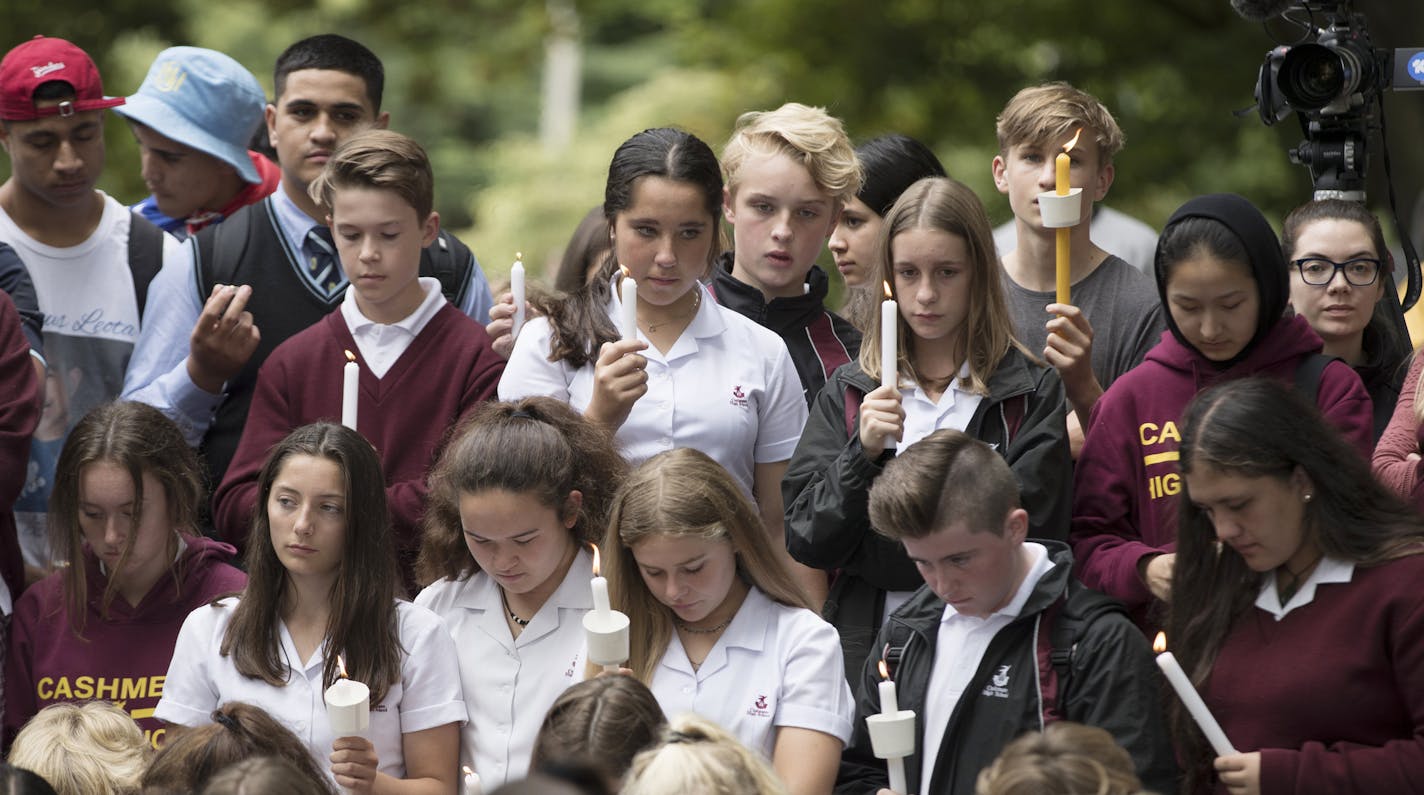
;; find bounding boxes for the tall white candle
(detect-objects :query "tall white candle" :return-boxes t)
[510,252,526,340]
[324,656,369,737]
[1154,633,1236,756]
[584,543,630,669]
[341,350,359,431]
[462,765,482,795]
[880,282,898,452]
[619,266,638,340]
[870,660,912,795]
[878,677,899,715]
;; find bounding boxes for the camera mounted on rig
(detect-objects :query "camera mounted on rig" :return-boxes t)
[1242,0,1424,201]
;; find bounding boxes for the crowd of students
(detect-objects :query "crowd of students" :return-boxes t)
[0,27,1422,795]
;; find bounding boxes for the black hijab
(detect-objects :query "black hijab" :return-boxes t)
[1154,193,1289,369]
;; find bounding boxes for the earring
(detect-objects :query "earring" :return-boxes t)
[1303,493,1313,503]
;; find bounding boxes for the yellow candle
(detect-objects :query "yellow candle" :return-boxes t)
[1054,130,1081,306]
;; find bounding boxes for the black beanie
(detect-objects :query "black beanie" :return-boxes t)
[1154,193,1288,368]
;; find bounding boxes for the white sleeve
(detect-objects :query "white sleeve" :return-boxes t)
[154,603,226,727]
[754,340,808,463]
[773,609,855,744]
[396,603,468,734]
[122,238,223,446]
[497,317,573,402]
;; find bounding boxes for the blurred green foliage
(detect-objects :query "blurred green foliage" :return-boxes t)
[3,0,1420,288]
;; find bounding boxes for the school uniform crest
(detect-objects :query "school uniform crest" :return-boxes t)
[746,693,772,718]
[729,385,750,408]
[982,665,1011,698]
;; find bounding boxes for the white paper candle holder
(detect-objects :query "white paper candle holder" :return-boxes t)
[866,709,916,759]
[1037,188,1084,229]
[583,610,630,667]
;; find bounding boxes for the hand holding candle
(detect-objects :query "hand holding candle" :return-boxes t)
[1154,632,1236,756]
[341,350,359,431]
[324,655,370,737]
[583,543,630,671]
[866,659,916,795]
[619,265,638,341]
[880,281,899,452]
[510,252,526,340]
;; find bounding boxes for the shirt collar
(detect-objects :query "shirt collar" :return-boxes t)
[906,359,974,406]
[270,181,326,260]
[340,276,446,336]
[1255,555,1355,619]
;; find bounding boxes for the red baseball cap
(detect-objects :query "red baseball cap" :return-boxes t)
[0,36,125,121]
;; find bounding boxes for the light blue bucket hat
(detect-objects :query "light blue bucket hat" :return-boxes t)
[115,46,266,184]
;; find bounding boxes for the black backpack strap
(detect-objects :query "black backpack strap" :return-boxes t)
[192,202,255,302]
[127,213,165,319]
[1294,352,1341,406]
[1041,581,1128,722]
[421,231,473,309]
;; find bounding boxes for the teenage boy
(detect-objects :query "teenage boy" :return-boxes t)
[213,130,503,590]
[715,102,862,408]
[0,35,179,571]
[115,46,280,238]
[123,34,495,494]
[835,429,1175,795]
[991,83,1163,450]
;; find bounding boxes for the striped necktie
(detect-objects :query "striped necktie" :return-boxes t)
[303,226,342,298]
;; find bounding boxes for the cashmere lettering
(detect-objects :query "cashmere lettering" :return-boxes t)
[36,674,165,702]
[1138,421,1182,501]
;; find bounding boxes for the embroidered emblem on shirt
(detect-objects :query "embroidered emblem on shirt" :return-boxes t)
[729,385,749,408]
[982,665,1011,698]
[30,62,65,78]
[747,694,772,718]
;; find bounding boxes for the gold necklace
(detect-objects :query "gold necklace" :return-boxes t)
[640,290,701,333]
[675,615,732,635]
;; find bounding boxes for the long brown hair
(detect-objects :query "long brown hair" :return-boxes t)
[856,177,1031,394]
[219,423,402,704]
[1169,377,1424,790]
[416,397,626,585]
[602,448,812,683]
[48,402,205,635]
[530,675,667,791]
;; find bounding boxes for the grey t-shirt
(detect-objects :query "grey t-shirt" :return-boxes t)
[1002,254,1165,391]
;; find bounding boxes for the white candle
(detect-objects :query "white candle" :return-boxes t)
[323,656,369,737]
[462,765,482,795]
[878,677,899,715]
[510,252,526,340]
[619,266,638,340]
[866,660,913,794]
[584,543,630,669]
[341,350,359,431]
[1153,633,1236,756]
[880,282,898,452]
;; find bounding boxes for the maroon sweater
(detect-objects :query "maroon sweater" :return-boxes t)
[4,535,245,748]
[1071,316,1373,617]
[212,305,503,583]
[0,290,39,599]
[1200,555,1424,794]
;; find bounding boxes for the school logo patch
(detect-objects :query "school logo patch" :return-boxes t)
[747,694,772,718]
[153,61,188,92]
[982,665,1011,698]
[30,62,65,78]
[729,385,749,408]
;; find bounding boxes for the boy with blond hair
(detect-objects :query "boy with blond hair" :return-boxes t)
[212,130,503,590]
[714,102,863,408]
[991,83,1162,449]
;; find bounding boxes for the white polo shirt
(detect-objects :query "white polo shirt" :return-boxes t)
[340,276,448,378]
[498,281,807,497]
[155,598,467,783]
[649,586,854,759]
[414,548,593,787]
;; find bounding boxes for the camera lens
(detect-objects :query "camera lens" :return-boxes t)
[1279,43,1346,109]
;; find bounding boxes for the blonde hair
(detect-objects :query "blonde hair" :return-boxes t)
[8,701,151,795]
[857,176,1032,395]
[621,714,788,795]
[307,129,434,220]
[975,723,1145,795]
[602,448,813,683]
[721,102,862,201]
[994,82,1125,165]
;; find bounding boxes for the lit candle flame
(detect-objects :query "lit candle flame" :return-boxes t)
[1153,631,1167,654]
[337,654,349,679]
[1063,128,1082,154]
[344,349,356,363]
[590,542,601,576]
[882,280,892,300]
[515,251,522,262]
[878,658,891,681]
[463,765,475,777]
[619,264,630,279]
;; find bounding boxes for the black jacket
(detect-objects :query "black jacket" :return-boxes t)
[835,541,1178,795]
[709,253,861,407]
[783,349,1071,680]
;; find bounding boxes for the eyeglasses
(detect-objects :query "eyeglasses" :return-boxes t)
[1292,257,1382,287]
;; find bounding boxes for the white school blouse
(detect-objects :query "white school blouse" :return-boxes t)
[498,281,807,497]
[155,598,467,781]
[649,586,855,759]
[414,548,593,787]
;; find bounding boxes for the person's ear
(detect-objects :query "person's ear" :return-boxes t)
[1092,160,1115,202]
[563,490,584,527]
[1291,466,1315,504]
[1002,508,1029,544]
[265,103,278,149]
[991,155,1010,195]
[421,211,441,248]
[373,110,390,130]
[722,186,737,225]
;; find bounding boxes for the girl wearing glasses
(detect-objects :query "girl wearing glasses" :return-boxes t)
[1282,199,1410,440]
[1071,194,1374,628]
